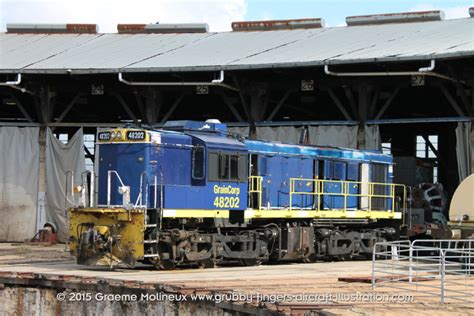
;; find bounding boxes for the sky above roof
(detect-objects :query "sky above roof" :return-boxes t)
[0,0,472,33]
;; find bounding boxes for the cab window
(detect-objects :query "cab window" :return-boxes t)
[192,146,205,179]
[209,151,247,182]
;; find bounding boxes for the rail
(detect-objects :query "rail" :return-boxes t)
[64,170,75,209]
[64,170,96,208]
[80,170,95,207]
[106,170,129,207]
[64,170,75,252]
[372,239,474,303]
[289,178,406,212]
[134,172,149,209]
[248,176,263,210]
[159,170,164,229]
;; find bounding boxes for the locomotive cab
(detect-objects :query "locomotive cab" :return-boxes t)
[94,121,248,212]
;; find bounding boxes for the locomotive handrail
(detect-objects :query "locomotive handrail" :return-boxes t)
[248,176,263,210]
[80,170,95,208]
[107,170,128,207]
[135,172,149,209]
[159,170,164,230]
[64,170,74,208]
[289,178,406,213]
[154,175,158,209]
[64,170,74,252]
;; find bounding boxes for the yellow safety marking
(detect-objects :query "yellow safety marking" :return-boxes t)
[248,176,263,210]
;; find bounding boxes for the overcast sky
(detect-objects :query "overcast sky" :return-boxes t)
[0,0,472,33]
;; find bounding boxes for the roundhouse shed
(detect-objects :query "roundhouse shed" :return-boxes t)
[0,9,473,241]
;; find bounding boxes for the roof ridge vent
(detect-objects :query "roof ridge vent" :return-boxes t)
[470,7,474,17]
[346,10,445,26]
[232,18,325,32]
[117,23,208,34]
[6,23,98,33]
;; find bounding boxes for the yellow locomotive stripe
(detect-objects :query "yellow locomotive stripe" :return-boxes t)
[72,208,401,220]
[162,209,229,218]
[245,209,401,219]
[162,209,401,220]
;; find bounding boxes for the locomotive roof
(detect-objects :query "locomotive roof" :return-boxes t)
[245,139,392,164]
[186,131,247,151]
[150,123,391,163]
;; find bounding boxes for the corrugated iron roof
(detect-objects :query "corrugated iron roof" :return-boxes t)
[0,18,472,74]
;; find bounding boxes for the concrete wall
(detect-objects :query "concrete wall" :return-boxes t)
[0,286,246,316]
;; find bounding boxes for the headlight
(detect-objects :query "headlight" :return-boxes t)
[73,185,83,193]
[116,131,122,140]
[111,131,116,139]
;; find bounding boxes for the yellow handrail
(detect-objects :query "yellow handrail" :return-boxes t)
[248,176,263,210]
[289,178,406,213]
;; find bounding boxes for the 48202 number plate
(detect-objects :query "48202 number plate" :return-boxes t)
[126,131,146,141]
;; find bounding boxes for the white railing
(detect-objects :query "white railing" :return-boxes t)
[107,170,130,207]
[80,170,95,207]
[372,239,474,303]
[134,172,149,208]
[64,170,97,208]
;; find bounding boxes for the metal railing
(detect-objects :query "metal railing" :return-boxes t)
[80,170,95,208]
[248,176,263,210]
[104,170,161,211]
[134,172,149,208]
[64,170,75,208]
[289,178,406,212]
[107,170,129,207]
[372,239,474,303]
[64,170,96,208]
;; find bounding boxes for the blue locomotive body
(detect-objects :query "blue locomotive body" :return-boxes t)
[245,140,393,211]
[71,120,404,269]
[97,120,394,215]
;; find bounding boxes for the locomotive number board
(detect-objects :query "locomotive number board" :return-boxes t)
[126,130,146,141]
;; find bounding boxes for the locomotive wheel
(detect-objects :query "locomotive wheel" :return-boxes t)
[155,259,176,270]
[241,259,262,266]
[198,259,215,269]
[302,254,318,263]
[337,254,353,261]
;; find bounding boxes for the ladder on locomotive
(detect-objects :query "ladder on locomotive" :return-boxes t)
[142,171,164,259]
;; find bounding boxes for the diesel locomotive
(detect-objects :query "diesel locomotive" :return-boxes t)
[68,120,405,269]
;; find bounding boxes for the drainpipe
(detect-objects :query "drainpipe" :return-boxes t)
[0,74,32,94]
[324,60,465,84]
[211,70,225,84]
[118,70,238,91]
[3,73,22,85]
[418,59,435,72]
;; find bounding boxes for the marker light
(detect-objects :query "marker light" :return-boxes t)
[118,186,129,195]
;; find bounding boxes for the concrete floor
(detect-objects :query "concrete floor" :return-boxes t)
[0,243,473,315]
